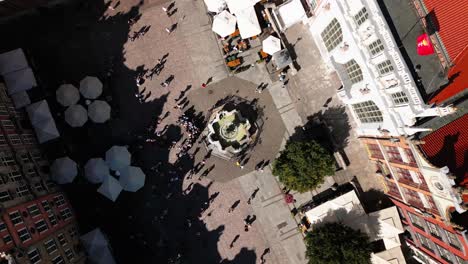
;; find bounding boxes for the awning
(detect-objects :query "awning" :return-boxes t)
[65,104,88,127]
[119,166,146,192]
[105,146,131,171]
[56,84,80,107]
[33,118,60,143]
[0,49,28,75]
[3,67,37,95]
[26,100,54,125]
[10,91,30,109]
[97,175,123,202]
[88,100,111,123]
[204,0,226,13]
[272,49,292,69]
[51,157,78,184]
[262,36,282,55]
[80,76,103,99]
[212,10,237,37]
[236,6,261,39]
[226,0,259,14]
[85,158,109,184]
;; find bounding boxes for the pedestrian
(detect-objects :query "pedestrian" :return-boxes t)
[161,81,169,87]
[165,27,172,33]
[201,83,207,88]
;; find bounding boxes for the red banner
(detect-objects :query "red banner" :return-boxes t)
[417,33,434,56]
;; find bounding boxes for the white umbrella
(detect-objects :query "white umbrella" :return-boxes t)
[236,6,261,39]
[212,10,237,37]
[204,0,226,13]
[81,228,108,251]
[97,176,122,202]
[51,157,78,184]
[262,36,282,55]
[80,76,103,99]
[65,104,88,127]
[226,0,259,14]
[84,158,109,184]
[56,84,80,107]
[119,166,146,192]
[34,118,60,143]
[88,100,111,123]
[26,100,53,125]
[105,146,131,171]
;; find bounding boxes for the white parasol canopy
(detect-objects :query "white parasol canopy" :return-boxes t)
[34,119,60,143]
[105,146,131,171]
[236,6,261,39]
[212,10,237,37]
[51,157,78,184]
[204,0,226,13]
[80,76,103,99]
[119,166,146,192]
[262,36,282,55]
[97,175,123,202]
[56,84,80,107]
[85,158,109,184]
[65,104,88,127]
[226,0,259,14]
[88,100,111,123]
[80,228,116,264]
[26,100,53,125]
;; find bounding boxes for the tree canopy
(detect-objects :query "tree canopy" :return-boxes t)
[305,222,372,264]
[272,141,334,192]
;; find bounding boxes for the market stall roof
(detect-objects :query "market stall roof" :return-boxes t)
[33,118,60,143]
[65,104,88,127]
[26,100,54,125]
[236,6,261,39]
[85,158,109,184]
[262,36,282,55]
[0,48,28,75]
[80,76,103,99]
[105,146,131,171]
[212,10,237,37]
[119,166,146,192]
[10,91,30,109]
[204,0,226,13]
[56,84,80,107]
[51,157,78,184]
[226,0,259,14]
[272,49,292,69]
[3,67,37,95]
[88,100,111,123]
[97,175,123,202]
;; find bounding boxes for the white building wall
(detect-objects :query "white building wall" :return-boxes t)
[305,0,454,137]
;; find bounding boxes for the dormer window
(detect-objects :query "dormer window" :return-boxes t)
[354,7,369,26]
[321,18,343,51]
[344,59,363,84]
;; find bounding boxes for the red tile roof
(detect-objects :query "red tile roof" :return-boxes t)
[423,0,468,61]
[420,114,468,186]
[429,49,468,104]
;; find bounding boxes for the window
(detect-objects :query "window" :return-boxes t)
[446,231,462,250]
[8,169,23,182]
[27,168,37,178]
[27,248,41,264]
[30,151,42,161]
[321,18,343,51]
[35,182,45,193]
[377,60,394,75]
[52,255,65,264]
[48,213,58,226]
[0,191,12,202]
[344,60,363,84]
[0,154,16,166]
[310,0,318,10]
[54,195,66,207]
[64,248,74,261]
[17,228,31,242]
[354,7,369,26]
[408,212,425,230]
[35,219,48,233]
[0,135,6,146]
[416,233,433,252]
[28,204,41,217]
[69,226,78,238]
[57,233,67,246]
[22,134,36,145]
[46,180,56,189]
[2,234,12,244]
[352,101,383,123]
[367,144,384,159]
[16,184,30,197]
[1,120,14,129]
[426,221,441,238]
[0,221,6,232]
[385,146,403,162]
[436,244,453,263]
[9,211,23,225]
[391,92,409,106]
[20,153,30,163]
[394,167,412,182]
[60,208,72,220]
[42,200,51,213]
[368,39,384,56]
[9,135,21,145]
[44,239,57,254]
[0,106,7,115]
[404,148,416,164]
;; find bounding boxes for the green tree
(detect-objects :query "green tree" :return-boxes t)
[272,141,334,192]
[305,222,372,264]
